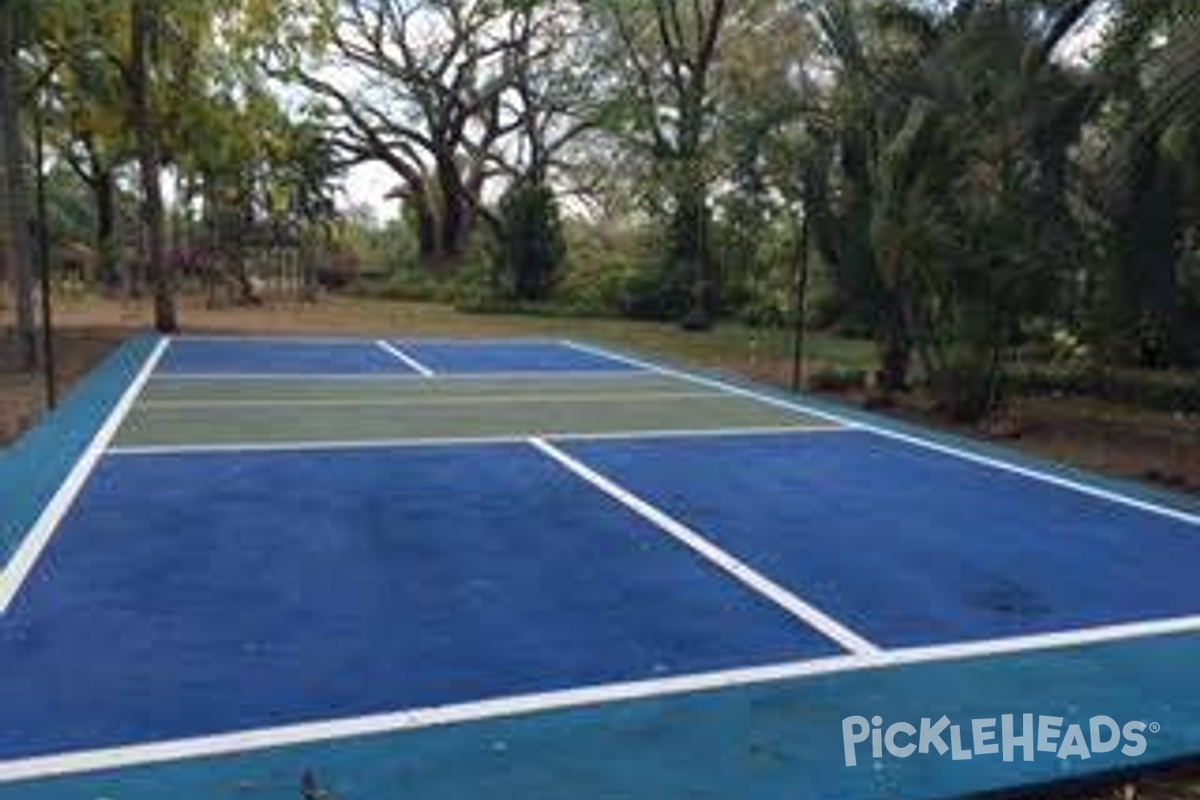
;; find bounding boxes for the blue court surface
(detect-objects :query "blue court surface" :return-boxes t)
[2,334,1200,800]
[156,337,421,375]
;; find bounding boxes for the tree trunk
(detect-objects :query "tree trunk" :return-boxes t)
[130,0,177,333]
[674,156,712,330]
[434,159,468,268]
[93,168,120,289]
[674,84,713,331]
[410,182,438,262]
[0,0,36,368]
[875,298,911,392]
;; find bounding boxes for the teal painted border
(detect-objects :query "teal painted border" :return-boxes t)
[0,334,160,564]
[1,336,1197,799]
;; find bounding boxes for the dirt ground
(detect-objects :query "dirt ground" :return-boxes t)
[2,292,1198,500]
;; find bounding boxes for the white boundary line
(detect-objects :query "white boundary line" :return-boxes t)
[148,370,649,382]
[173,335,567,345]
[137,389,728,410]
[561,340,1200,527]
[529,437,880,656]
[106,426,846,458]
[0,337,171,614]
[376,340,435,377]
[8,610,1200,784]
[172,334,389,345]
[0,655,859,784]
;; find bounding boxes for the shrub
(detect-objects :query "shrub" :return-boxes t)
[808,366,869,393]
[497,182,566,302]
[1008,364,1200,413]
[315,247,360,290]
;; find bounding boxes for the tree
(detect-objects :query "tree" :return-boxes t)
[37,0,131,290]
[498,179,565,301]
[802,0,925,391]
[268,0,549,269]
[0,0,36,368]
[589,0,735,329]
[129,0,176,332]
[802,0,1101,418]
[710,1,819,329]
[1090,0,1200,367]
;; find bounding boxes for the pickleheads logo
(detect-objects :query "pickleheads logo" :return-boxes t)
[842,714,1158,767]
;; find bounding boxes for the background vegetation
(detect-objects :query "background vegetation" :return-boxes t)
[0,0,1198,424]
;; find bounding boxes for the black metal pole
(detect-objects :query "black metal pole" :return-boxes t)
[790,206,811,394]
[34,88,56,409]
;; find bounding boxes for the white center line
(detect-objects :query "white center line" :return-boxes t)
[528,437,880,656]
[376,340,435,377]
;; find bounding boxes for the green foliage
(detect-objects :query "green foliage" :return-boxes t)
[807,365,869,393]
[802,0,1104,420]
[546,224,689,320]
[1008,364,1200,414]
[712,210,796,329]
[497,182,566,302]
[44,165,95,247]
[554,234,659,317]
[1088,5,1200,368]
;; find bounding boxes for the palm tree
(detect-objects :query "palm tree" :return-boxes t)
[805,0,1103,417]
[1092,1,1200,366]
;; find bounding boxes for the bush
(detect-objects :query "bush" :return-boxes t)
[927,356,1003,422]
[349,269,457,303]
[808,366,869,393]
[497,182,566,302]
[735,279,791,329]
[315,247,360,290]
[451,258,508,312]
[549,224,689,320]
[1008,364,1200,413]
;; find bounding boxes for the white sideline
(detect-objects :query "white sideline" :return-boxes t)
[376,340,435,376]
[0,338,171,614]
[561,340,1200,527]
[8,611,1200,784]
[529,437,880,656]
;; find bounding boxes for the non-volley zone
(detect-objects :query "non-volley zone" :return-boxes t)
[2,335,1200,800]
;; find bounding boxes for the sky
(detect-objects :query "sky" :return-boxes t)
[341,162,400,225]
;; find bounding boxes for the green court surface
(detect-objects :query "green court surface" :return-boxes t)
[116,373,832,448]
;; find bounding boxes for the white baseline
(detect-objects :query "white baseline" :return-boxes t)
[6,611,1200,784]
